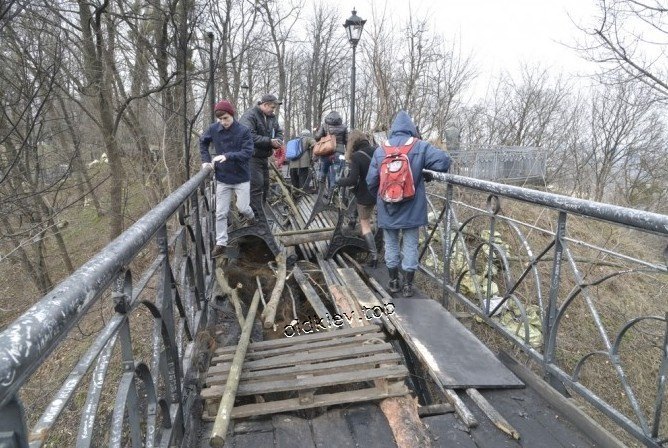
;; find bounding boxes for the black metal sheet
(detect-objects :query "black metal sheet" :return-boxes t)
[391,298,524,389]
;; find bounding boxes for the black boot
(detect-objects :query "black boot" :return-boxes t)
[402,270,415,297]
[388,267,401,293]
[363,232,378,268]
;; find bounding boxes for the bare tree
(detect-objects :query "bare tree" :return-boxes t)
[576,0,668,99]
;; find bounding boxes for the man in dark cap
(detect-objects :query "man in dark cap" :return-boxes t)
[200,100,255,257]
[239,94,284,219]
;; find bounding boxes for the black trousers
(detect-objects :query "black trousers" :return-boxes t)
[290,167,309,190]
[250,157,269,218]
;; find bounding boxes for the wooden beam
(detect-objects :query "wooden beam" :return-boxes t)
[215,266,245,327]
[291,264,331,320]
[466,388,520,440]
[209,288,261,447]
[417,403,455,417]
[260,250,287,329]
[202,382,409,420]
[207,342,395,375]
[279,231,334,246]
[213,324,381,354]
[205,352,402,386]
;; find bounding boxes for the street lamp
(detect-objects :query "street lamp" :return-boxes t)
[343,9,366,130]
[240,83,249,109]
[207,31,215,122]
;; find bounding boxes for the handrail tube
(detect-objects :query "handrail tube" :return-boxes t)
[0,168,211,407]
[426,171,668,235]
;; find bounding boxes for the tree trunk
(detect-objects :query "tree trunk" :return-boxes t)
[77,0,126,239]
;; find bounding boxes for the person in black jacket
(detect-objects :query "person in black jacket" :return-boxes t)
[199,100,255,258]
[314,111,348,191]
[336,130,378,267]
[239,94,284,218]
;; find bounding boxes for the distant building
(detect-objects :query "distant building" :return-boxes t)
[449,146,546,184]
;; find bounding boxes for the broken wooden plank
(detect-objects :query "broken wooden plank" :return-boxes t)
[291,264,331,320]
[466,388,520,440]
[417,403,455,417]
[214,266,245,327]
[260,250,287,329]
[380,395,433,448]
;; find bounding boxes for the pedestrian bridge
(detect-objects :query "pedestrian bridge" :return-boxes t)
[0,166,666,447]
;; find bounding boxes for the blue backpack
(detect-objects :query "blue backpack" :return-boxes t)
[286,138,304,161]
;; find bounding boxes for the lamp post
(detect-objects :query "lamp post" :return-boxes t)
[240,83,249,110]
[343,9,366,130]
[207,31,215,122]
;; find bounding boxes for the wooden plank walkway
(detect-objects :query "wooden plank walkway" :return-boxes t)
[201,327,409,421]
[198,185,620,448]
[388,297,524,389]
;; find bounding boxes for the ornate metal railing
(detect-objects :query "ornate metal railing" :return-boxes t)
[421,171,668,447]
[0,168,216,447]
[448,147,547,183]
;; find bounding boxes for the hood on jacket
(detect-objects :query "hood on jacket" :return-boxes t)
[324,111,343,126]
[389,111,419,138]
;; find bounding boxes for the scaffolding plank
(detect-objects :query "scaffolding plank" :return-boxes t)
[390,298,524,389]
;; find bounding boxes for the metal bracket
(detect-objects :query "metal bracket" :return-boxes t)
[324,207,368,259]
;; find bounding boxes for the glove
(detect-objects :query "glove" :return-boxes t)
[212,154,226,163]
[423,171,434,182]
[201,162,213,171]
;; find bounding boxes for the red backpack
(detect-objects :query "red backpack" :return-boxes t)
[378,138,418,203]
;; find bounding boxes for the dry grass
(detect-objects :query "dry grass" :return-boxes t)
[0,171,170,445]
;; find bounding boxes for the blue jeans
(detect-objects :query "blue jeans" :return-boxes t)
[320,154,345,190]
[383,227,420,272]
[215,181,253,246]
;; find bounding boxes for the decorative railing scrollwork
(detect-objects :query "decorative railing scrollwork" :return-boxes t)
[0,168,216,447]
[421,172,668,447]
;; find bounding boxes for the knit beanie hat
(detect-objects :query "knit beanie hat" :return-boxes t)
[214,100,235,117]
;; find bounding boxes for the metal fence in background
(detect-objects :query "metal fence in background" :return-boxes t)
[449,147,547,184]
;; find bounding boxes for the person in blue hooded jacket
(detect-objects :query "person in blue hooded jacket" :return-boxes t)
[200,100,255,258]
[366,111,451,297]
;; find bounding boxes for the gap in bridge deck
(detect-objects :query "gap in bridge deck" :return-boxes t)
[216,236,329,342]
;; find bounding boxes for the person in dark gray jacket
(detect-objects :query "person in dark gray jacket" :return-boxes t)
[314,111,348,191]
[239,94,284,218]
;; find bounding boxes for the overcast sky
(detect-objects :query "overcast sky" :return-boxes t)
[336,0,601,98]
